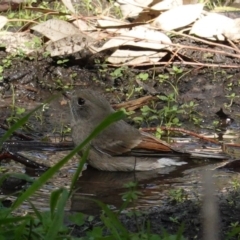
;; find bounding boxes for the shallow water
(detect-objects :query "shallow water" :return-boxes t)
[1,131,240,216]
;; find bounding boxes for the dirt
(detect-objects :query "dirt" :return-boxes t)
[1,39,240,239]
[69,187,240,239]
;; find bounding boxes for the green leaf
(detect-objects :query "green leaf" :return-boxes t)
[45,188,69,240]
[49,188,63,218]
[138,73,149,81]
[68,213,85,226]
[157,95,168,101]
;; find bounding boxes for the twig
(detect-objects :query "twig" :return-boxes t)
[0,123,35,141]
[140,126,221,145]
[0,150,48,170]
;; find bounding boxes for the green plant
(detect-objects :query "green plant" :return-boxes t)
[133,104,159,126]
[136,72,149,81]
[169,188,188,203]
[181,101,201,124]
[192,116,202,126]
[170,66,183,76]
[34,103,49,125]
[24,36,42,49]
[121,181,143,203]
[230,178,240,190]
[226,222,240,240]
[0,54,13,81]
[57,59,69,65]
[132,92,184,128]
[7,86,27,126]
[224,93,239,108]
[155,127,164,139]
[157,93,184,127]
[169,216,180,224]
[110,66,128,80]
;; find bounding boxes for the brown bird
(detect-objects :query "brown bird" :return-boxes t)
[69,90,227,171]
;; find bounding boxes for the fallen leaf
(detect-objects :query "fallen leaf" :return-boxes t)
[73,19,95,31]
[0,32,40,53]
[152,4,204,30]
[190,13,233,40]
[31,19,80,41]
[223,18,240,41]
[151,0,183,11]
[97,17,128,27]
[116,0,152,19]
[46,33,95,56]
[96,26,171,51]
[108,49,167,64]
[0,16,7,30]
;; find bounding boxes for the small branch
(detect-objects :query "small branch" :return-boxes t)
[141,126,221,145]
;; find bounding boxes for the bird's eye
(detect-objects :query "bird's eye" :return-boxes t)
[77,97,85,106]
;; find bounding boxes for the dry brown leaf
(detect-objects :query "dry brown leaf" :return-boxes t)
[46,33,95,57]
[73,19,96,31]
[96,26,171,52]
[97,18,128,28]
[0,32,39,54]
[116,0,152,19]
[108,49,167,64]
[97,18,129,34]
[190,13,233,40]
[223,18,240,41]
[152,4,204,30]
[31,19,80,41]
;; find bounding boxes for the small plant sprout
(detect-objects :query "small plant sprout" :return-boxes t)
[169,188,188,203]
[155,127,164,139]
[170,65,183,76]
[57,59,69,65]
[136,72,149,81]
[158,73,169,83]
[121,181,143,203]
[224,93,239,108]
[181,101,200,122]
[230,178,240,190]
[110,66,127,80]
[158,93,184,127]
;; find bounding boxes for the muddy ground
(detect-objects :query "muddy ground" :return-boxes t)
[1,39,240,239]
[70,186,240,239]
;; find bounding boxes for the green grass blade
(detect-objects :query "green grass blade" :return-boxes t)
[10,110,125,212]
[0,216,32,225]
[93,199,130,238]
[45,188,69,240]
[69,147,90,196]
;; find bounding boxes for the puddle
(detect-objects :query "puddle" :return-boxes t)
[71,159,234,215]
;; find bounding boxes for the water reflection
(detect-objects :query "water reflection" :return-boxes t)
[0,143,237,215]
[71,161,198,214]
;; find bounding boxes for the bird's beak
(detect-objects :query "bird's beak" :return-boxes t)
[62,91,72,100]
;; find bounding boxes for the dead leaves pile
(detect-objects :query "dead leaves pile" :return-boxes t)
[0,0,240,66]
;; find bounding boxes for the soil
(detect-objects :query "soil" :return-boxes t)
[70,187,240,240]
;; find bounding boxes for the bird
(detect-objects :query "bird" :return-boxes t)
[69,89,227,171]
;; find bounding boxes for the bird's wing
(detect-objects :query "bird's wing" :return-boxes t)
[136,131,176,152]
[91,123,185,157]
[91,120,142,155]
